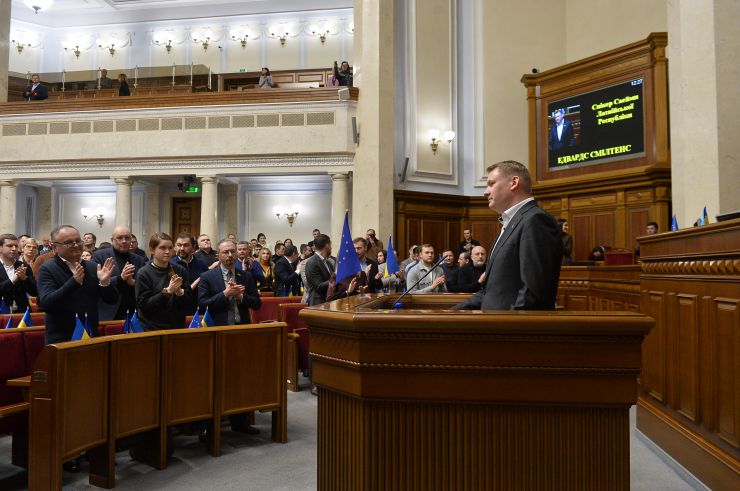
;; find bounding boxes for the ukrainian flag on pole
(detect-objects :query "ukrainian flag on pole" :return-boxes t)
[201,307,214,328]
[384,235,399,277]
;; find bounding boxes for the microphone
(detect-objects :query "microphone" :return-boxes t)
[392,257,445,309]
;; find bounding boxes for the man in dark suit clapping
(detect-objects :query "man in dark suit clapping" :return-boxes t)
[92,226,147,321]
[452,161,562,311]
[0,234,38,313]
[23,74,49,101]
[37,225,117,343]
[198,239,261,434]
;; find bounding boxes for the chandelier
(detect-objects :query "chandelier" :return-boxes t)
[24,0,53,14]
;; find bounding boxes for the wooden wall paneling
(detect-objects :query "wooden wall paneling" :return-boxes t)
[447,222,460,253]
[420,220,447,251]
[644,291,666,403]
[593,211,616,249]
[676,294,699,423]
[572,214,592,261]
[713,298,740,448]
[699,295,715,433]
[628,207,651,249]
[406,218,421,252]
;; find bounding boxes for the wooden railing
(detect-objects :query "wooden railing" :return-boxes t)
[0,87,358,116]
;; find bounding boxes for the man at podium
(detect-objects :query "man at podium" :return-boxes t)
[452,160,562,310]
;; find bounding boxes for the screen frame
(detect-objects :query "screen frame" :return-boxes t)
[528,64,661,184]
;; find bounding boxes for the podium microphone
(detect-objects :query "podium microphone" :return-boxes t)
[392,257,445,309]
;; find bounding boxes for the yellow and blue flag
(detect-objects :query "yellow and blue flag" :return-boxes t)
[384,235,399,277]
[17,307,32,328]
[189,308,202,328]
[201,307,214,328]
[701,206,708,226]
[71,315,90,341]
[335,211,362,283]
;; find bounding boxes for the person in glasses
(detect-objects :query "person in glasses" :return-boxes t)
[92,226,148,321]
[37,225,118,344]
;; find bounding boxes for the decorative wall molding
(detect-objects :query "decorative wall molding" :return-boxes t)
[0,155,354,176]
[641,258,740,275]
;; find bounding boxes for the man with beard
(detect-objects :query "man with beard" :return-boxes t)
[198,239,261,434]
[93,226,147,320]
[172,232,209,292]
[235,240,264,284]
[458,245,487,293]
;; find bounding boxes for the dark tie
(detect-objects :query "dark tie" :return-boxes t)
[226,270,240,324]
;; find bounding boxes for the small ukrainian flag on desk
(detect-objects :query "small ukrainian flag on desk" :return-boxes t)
[71,314,90,341]
[201,307,214,328]
[17,307,32,328]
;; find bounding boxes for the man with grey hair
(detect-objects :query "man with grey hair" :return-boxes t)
[37,225,117,343]
[452,160,562,310]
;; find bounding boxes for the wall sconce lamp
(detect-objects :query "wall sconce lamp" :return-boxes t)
[273,206,301,227]
[11,40,31,54]
[232,34,248,48]
[271,31,290,46]
[192,34,210,51]
[65,45,81,59]
[155,39,173,53]
[99,42,116,56]
[81,208,105,228]
[428,129,456,155]
[310,25,330,44]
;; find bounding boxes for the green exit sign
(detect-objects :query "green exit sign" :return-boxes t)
[186,185,200,193]
[239,68,246,72]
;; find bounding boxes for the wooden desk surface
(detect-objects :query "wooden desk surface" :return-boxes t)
[7,375,31,387]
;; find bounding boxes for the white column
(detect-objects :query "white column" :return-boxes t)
[330,172,350,245]
[37,186,52,236]
[199,176,219,240]
[144,184,161,240]
[223,184,238,240]
[668,0,740,226]
[114,177,133,230]
[0,1,11,103]
[0,180,17,233]
[351,0,395,238]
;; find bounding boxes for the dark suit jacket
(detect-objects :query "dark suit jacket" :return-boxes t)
[453,201,562,310]
[92,247,148,321]
[0,260,38,312]
[457,264,485,293]
[274,256,301,296]
[360,258,382,293]
[548,119,575,150]
[37,256,119,344]
[442,263,461,292]
[197,267,260,326]
[23,83,48,100]
[304,253,333,306]
[459,239,480,253]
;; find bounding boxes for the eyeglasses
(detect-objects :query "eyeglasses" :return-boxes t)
[54,239,83,247]
[113,236,132,242]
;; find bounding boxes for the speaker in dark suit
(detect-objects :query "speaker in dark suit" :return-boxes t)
[92,227,147,321]
[548,109,575,150]
[37,226,118,344]
[453,162,562,311]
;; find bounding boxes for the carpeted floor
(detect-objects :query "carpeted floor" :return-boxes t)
[0,376,703,490]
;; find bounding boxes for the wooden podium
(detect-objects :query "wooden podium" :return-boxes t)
[301,294,653,490]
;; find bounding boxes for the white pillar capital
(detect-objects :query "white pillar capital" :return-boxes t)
[113,177,133,186]
[329,172,350,182]
[199,176,219,185]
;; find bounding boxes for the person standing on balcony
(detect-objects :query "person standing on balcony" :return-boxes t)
[23,74,48,101]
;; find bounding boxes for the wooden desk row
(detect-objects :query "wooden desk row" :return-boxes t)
[27,323,287,490]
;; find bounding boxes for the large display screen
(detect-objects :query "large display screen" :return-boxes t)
[547,78,645,170]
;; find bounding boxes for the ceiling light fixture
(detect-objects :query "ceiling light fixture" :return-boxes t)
[24,0,53,14]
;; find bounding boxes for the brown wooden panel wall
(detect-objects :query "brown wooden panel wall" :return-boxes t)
[394,190,499,260]
[559,220,740,490]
